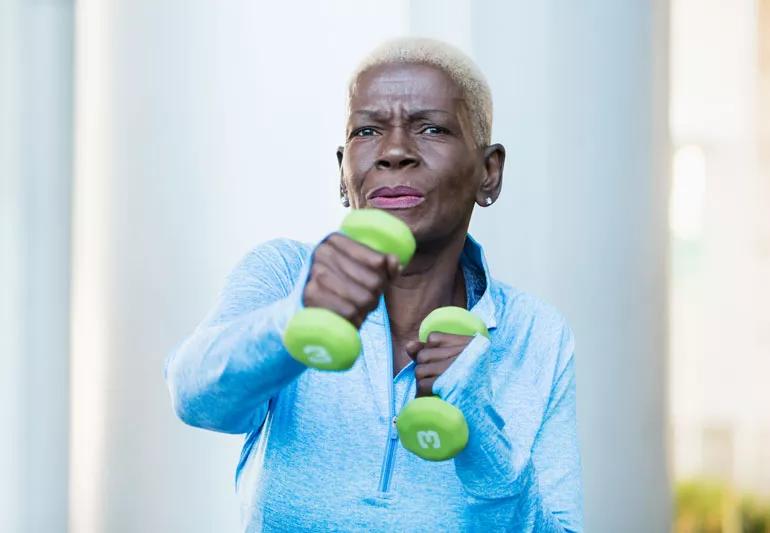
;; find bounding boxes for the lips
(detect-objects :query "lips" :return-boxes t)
[367,186,425,209]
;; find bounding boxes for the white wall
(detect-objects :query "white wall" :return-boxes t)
[0,1,672,531]
[1,0,74,531]
[470,2,671,530]
[70,2,412,531]
[0,2,23,531]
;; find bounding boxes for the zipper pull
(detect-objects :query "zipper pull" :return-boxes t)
[390,416,399,440]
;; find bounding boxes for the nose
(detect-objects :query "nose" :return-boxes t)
[375,129,419,170]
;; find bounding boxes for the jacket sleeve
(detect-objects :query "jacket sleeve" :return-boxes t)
[163,239,311,435]
[433,324,583,532]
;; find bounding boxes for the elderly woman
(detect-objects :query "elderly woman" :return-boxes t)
[165,38,582,532]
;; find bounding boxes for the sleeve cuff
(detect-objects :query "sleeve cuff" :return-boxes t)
[432,333,491,402]
[431,333,534,500]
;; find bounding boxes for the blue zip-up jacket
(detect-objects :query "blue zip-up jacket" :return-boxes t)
[164,235,583,532]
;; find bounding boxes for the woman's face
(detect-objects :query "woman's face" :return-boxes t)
[339,62,495,244]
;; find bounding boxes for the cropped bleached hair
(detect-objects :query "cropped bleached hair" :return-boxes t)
[347,37,493,147]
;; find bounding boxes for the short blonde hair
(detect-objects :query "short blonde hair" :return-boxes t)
[347,37,493,146]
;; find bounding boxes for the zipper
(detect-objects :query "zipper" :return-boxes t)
[376,298,414,494]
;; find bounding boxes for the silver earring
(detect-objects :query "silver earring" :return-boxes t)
[341,195,350,207]
[485,197,493,206]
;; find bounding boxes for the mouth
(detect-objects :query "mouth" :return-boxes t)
[366,185,426,210]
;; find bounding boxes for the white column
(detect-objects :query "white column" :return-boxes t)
[1,0,74,531]
[71,1,409,531]
[0,2,23,531]
[467,1,671,530]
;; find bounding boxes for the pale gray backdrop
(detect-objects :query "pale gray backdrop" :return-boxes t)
[0,0,670,531]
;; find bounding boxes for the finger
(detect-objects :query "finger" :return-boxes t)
[326,233,390,273]
[416,377,437,398]
[414,360,454,381]
[305,284,363,327]
[313,266,379,318]
[405,340,425,360]
[314,241,382,290]
[386,254,401,280]
[425,332,474,348]
[314,249,383,305]
[414,346,463,365]
[323,237,391,296]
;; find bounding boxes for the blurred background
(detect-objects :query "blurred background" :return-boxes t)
[1,0,768,531]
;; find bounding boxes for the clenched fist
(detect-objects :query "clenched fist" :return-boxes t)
[303,233,401,329]
[406,333,473,397]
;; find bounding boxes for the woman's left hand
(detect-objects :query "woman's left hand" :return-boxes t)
[406,333,474,397]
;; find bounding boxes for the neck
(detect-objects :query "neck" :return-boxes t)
[384,230,468,339]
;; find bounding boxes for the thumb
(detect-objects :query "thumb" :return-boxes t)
[405,340,424,361]
[386,254,401,280]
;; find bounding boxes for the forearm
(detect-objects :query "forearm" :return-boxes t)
[165,282,306,434]
[455,404,571,532]
[433,334,582,532]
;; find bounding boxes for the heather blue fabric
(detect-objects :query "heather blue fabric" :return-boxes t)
[164,235,583,532]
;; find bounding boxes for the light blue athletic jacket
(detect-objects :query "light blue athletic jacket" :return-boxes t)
[164,235,583,532]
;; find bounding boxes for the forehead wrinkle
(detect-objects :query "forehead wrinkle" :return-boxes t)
[348,98,467,121]
[356,78,461,101]
[352,66,462,103]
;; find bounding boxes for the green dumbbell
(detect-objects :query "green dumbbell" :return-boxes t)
[283,209,416,371]
[396,306,489,461]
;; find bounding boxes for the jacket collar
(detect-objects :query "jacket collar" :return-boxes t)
[365,233,498,331]
[460,233,498,332]
[358,234,498,419]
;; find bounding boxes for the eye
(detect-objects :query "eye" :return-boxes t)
[352,127,379,137]
[420,125,449,135]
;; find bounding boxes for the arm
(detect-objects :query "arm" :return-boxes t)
[163,239,311,434]
[433,326,583,532]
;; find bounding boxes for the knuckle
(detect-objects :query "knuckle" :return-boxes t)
[326,233,344,247]
[367,274,387,293]
[314,243,331,261]
[360,249,385,270]
[362,270,381,289]
[352,286,373,306]
[313,266,330,284]
[302,287,318,306]
[305,281,320,297]
[339,302,357,322]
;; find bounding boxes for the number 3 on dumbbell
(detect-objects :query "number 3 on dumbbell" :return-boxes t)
[303,345,333,365]
[416,430,442,450]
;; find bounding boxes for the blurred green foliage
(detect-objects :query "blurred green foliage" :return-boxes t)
[675,479,770,533]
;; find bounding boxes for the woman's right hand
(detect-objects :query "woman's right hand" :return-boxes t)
[303,233,401,328]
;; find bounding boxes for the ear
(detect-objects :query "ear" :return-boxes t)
[337,146,350,206]
[336,146,344,169]
[475,143,505,207]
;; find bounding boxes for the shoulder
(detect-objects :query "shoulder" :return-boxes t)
[235,238,313,277]
[489,279,576,377]
[238,238,313,270]
[225,238,314,295]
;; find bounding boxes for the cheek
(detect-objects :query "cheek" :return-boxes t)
[342,144,374,191]
[433,154,478,198]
